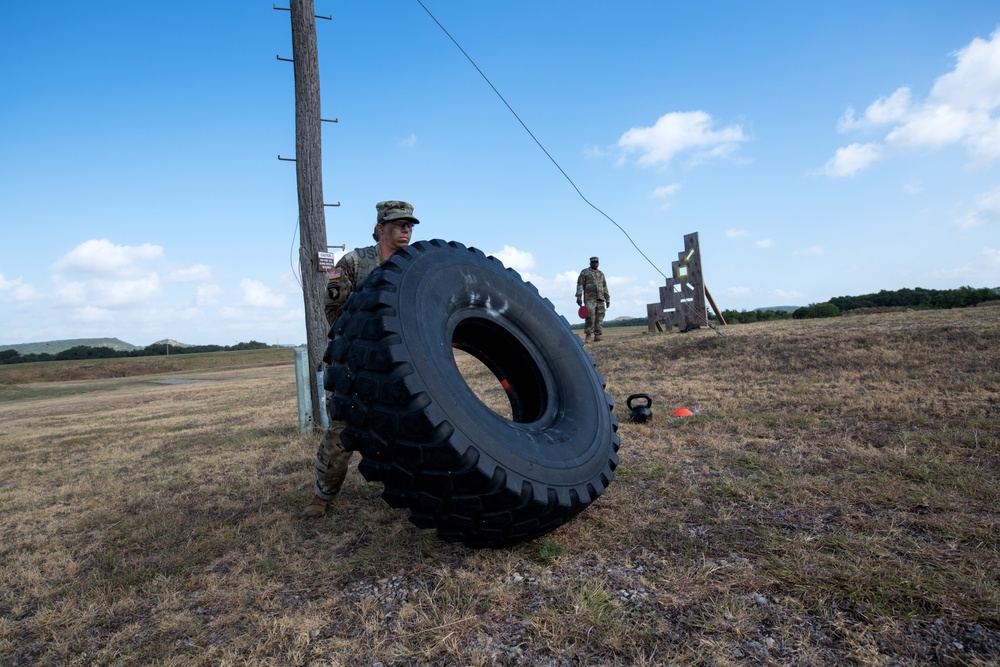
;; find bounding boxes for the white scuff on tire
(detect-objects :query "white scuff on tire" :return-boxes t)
[323,239,619,548]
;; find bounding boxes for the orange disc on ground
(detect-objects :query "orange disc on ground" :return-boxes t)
[671,408,693,417]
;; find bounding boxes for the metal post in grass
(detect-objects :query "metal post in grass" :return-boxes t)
[315,370,329,429]
[293,346,314,433]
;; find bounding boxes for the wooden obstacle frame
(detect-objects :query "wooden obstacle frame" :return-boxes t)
[646,232,725,332]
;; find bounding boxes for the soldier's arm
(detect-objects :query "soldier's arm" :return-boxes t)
[324,254,359,324]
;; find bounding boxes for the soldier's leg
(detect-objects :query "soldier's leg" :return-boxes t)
[593,301,607,339]
[584,300,597,342]
[583,300,596,335]
[304,421,352,517]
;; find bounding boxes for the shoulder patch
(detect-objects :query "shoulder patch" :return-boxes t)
[328,268,341,280]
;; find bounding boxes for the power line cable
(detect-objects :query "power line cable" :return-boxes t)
[415,0,667,281]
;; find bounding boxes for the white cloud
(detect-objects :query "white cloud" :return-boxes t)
[965,117,1000,162]
[726,286,752,295]
[903,182,923,194]
[931,31,1000,109]
[196,283,224,306]
[772,289,803,300]
[11,284,39,301]
[169,264,213,282]
[838,87,913,131]
[1,237,314,347]
[866,86,915,124]
[0,274,38,301]
[726,228,750,238]
[94,275,161,307]
[489,245,536,274]
[602,275,652,314]
[53,272,161,308]
[954,185,1000,228]
[399,133,417,147]
[826,28,1000,175]
[240,279,286,308]
[555,270,581,286]
[55,281,87,304]
[885,104,983,149]
[52,239,163,277]
[617,111,748,167]
[651,183,683,208]
[217,305,302,337]
[652,183,682,198]
[820,142,882,177]
[756,239,774,249]
[981,247,1000,264]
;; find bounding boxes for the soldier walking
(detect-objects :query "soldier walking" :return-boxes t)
[576,256,610,343]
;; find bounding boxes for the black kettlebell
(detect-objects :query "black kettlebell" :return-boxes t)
[626,393,653,423]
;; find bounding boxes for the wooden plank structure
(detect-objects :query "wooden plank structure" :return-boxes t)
[647,232,725,332]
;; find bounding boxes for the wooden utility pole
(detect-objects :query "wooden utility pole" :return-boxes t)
[289,0,327,428]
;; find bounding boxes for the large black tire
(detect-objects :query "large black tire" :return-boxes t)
[323,239,619,548]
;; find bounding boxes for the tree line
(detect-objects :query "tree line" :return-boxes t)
[827,285,998,311]
[0,341,274,365]
[722,285,999,324]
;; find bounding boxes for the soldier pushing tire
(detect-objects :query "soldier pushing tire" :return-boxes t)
[323,239,620,548]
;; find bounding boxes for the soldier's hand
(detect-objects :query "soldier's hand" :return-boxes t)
[576,299,582,306]
[605,301,610,308]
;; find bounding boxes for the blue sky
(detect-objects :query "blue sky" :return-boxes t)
[2,2,999,347]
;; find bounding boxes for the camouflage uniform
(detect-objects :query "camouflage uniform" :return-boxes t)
[576,256,610,339]
[322,245,383,325]
[311,244,384,501]
[310,201,419,506]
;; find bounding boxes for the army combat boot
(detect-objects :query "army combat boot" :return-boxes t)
[594,334,603,342]
[585,333,593,344]
[303,495,328,518]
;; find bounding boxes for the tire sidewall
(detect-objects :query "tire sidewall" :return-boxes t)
[389,244,616,488]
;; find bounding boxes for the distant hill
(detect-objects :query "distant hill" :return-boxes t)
[0,338,141,355]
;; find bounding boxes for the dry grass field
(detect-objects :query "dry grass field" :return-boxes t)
[1,308,998,666]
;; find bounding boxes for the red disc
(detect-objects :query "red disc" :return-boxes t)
[578,305,589,319]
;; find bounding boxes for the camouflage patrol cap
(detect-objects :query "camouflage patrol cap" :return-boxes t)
[590,256,599,263]
[376,200,420,225]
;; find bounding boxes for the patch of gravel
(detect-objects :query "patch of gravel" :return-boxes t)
[324,556,999,666]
